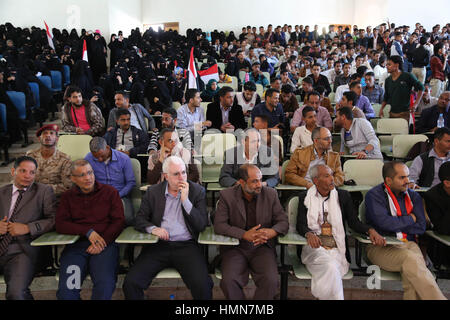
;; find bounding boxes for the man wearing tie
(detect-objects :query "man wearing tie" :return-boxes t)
[0,156,56,300]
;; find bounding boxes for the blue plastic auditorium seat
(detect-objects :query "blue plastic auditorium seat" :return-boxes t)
[28,82,40,109]
[6,91,29,145]
[38,75,52,91]
[62,65,70,86]
[6,91,26,120]
[50,70,63,92]
[0,103,7,132]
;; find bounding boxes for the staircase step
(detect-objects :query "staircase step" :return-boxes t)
[0,163,13,183]
[7,143,40,159]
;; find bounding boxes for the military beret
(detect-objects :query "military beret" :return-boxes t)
[36,124,59,137]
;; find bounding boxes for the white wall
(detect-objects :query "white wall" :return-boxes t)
[142,0,356,35]
[354,0,449,31]
[108,0,142,37]
[0,0,142,40]
[1,0,449,38]
[0,0,110,35]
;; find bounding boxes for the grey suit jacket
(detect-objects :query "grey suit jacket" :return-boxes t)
[135,180,208,241]
[219,145,280,188]
[214,185,289,249]
[0,182,56,259]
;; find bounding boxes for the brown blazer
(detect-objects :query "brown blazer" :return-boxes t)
[214,185,288,249]
[0,182,56,260]
[285,144,344,187]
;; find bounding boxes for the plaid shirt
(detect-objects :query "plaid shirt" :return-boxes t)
[362,85,385,104]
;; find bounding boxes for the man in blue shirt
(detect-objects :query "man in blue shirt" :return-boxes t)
[365,161,446,300]
[251,88,285,132]
[85,137,136,226]
[246,62,269,88]
[349,81,375,118]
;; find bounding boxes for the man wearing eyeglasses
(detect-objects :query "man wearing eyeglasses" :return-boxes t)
[55,159,125,300]
[123,156,213,300]
[286,127,344,189]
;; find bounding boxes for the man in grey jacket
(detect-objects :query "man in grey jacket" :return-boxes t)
[107,91,155,138]
[335,106,383,159]
[0,156,56,300]
[219,128,280,188]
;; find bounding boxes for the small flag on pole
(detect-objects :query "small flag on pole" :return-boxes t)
[44,21,55,50]
[187,47,198,89]
[82,39,89,62]
[198,64,219,84]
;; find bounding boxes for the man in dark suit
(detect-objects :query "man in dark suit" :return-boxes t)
[424,161,450,267]
[206,86,246,132]
[214,164,288,299]
[123,156,213,300]
[0,156,56,300]
[103,108,149,158]
[219,128,280,188]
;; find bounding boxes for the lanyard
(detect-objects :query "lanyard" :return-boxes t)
[322,195,330,218]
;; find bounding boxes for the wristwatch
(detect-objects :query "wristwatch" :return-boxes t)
[364,149,369,155]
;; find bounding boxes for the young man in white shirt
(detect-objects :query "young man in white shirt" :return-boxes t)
[290,106,317,153]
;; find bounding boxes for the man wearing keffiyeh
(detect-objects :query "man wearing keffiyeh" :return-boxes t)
[296,164,385,300]
[365,161,446,300]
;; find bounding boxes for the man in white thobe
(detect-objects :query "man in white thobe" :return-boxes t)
[296,164,386,300]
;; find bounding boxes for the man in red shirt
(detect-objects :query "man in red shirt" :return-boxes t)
[55,159,125,300]
[61,86,105,136]
[430,43,448,98]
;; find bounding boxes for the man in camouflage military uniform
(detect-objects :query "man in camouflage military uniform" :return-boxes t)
[26,124,72,199]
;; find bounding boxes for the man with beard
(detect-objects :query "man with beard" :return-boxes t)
[107,91,155,138]
[365,161,446,300]
[206,86,246,133]
[26,124,72,200]
[61,85,105,136]
[103,108,149,159]
[214,164,288,299]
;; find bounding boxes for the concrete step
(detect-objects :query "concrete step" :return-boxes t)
[0,164,13,183]
[0,143,40,165]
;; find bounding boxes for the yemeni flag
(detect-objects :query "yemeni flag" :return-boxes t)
[198,64,219,84]
[44,21,55,50]
[82,39,89,62]
[187,47,198,89]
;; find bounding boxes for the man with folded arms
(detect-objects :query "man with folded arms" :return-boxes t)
[214,164,288,299]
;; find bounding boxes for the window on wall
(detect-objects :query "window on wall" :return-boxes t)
[144,22,179,32]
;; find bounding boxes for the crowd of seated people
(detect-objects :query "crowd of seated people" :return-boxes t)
[0,19,449,301]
